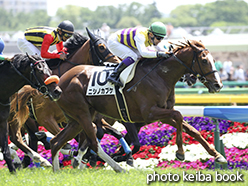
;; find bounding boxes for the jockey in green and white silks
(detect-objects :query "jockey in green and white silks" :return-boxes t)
[107,21,170,87]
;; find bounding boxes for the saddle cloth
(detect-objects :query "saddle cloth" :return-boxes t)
[86,61,138,96]
[86,61,139,123]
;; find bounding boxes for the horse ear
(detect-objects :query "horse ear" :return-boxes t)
[86,27,97,42]
[26,53,35,62]
[187,40,201,51]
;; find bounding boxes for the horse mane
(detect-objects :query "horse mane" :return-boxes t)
[64,32,89,58]
[46,32,88,66]
[9,85,43,128]
[169,39,205,53]
[10,54,41,70]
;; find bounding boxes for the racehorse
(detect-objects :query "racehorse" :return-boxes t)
[50,39,227,172]
[8,28,124,168]
[0,53,61,173]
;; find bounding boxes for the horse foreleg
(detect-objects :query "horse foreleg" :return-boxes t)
[149,107,185,160]
[9,147,22,169]
[50,120,82,172]
[73,135,89,169]
[0,116,16,173]
[78,118,124,173]
[182,120,227,164]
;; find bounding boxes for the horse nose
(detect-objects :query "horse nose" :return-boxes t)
[214,83,223,92]
[53,86,62,100]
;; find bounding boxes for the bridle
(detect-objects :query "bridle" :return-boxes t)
[0,59,52,107]
[89,37,115,66]
[172,48,217,84]
[10,59,52,96]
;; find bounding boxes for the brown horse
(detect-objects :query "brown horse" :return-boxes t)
[0,54,61,173]
[8,29,122,168]
[50,39,227,172]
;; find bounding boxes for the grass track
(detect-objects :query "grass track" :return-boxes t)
[0,167,247,186]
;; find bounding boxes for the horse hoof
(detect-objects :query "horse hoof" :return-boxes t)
[62,143,72,150]
[14,163,22,170]
[126,153,134,167]
[89,154,97,167]
[72,158,79,168]
[176,152,185,161]
[113,155,126,162]
[215,155,227,164]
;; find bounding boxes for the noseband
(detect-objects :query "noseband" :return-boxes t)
[172,49,217,84]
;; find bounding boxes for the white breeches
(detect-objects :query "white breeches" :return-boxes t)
[17,38,41,56]
[107,33,140,61]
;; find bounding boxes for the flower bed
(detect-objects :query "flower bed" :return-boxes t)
[1,117,248,170]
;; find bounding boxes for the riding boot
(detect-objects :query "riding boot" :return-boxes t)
[107,57,135,87]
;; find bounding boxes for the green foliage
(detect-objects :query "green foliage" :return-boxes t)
[116,16,141,28]
[0,1,248,31]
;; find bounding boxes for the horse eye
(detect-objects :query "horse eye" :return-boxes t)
[202,59,207,63]
[98,43,106,50]
[36,63,43,71]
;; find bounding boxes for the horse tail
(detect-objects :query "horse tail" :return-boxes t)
[9,85,40,128]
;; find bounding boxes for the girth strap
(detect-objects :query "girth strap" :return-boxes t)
[114,86,134,123]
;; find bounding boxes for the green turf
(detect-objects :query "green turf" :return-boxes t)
[0,167,247,186]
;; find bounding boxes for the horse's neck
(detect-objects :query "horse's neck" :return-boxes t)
[141,59,185,87]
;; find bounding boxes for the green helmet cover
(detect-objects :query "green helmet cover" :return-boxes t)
[148,22,167,37]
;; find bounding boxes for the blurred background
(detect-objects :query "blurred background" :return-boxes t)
[0,0,248,75]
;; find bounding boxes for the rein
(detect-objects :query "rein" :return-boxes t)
[127,58,164,92]
[56,38,115,76]
[127,48,217,92]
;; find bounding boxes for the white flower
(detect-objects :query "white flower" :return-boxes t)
[159,144,212,161]
[221,132,248,149]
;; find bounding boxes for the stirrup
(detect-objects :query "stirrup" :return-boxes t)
[35,131,46,140]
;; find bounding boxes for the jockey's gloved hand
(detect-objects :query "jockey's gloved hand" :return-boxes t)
[157,52,170,59]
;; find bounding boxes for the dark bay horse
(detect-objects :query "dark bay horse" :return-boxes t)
[8,29,123,168]
[51,39,227,172]
[0,54,61,173]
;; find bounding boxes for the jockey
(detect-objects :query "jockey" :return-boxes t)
[107,21,171,87]
[17,20,74,60]
[0,37,11,61]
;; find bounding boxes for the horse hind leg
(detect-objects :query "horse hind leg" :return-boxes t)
[182,120,227,164]
[72,133,89,169]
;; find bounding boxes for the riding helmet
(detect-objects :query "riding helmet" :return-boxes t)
[57,20,74,34]
[148,22,167,37]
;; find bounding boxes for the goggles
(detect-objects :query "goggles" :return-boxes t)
[63,32,73,38]
[154,35,163,41]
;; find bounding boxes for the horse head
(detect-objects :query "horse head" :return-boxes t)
[172,39,223,93]
[26,53,62,101]
[86,27,120,65]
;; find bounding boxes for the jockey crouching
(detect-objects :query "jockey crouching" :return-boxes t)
[17,20,74,61]
[107,21,170,87]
